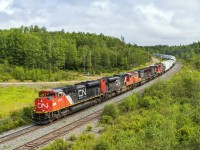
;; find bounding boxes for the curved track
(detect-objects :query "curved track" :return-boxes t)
[1,61,182,150]
[14,110,103,150]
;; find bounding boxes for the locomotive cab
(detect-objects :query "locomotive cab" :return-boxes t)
[35,89,71,113]
[34,90,55,113]
[34,89,72,124]
[124,73,134,86]
[132,71,141,84]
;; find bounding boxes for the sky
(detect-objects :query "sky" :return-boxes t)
[0,0,200,46]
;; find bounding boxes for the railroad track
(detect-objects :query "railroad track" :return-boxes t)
[14,110,103,150]
[160,61,182,80]
[2,61,183,150]
[0,125,39,144]
[14,99,126,150]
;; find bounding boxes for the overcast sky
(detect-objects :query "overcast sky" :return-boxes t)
[0,0,200,46]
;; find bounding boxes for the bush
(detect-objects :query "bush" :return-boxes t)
[102,103,118,119]
[0,73,12,82]
[12,66,25,81]
[70,133,95,150]
[86,124,93,131]
[41,138,68,150]
[0,106,33,133]
[139,96,156,109]
[0,61,13,81]
[100,115,113,124]
[119,94,138,112]
[177,126,195,143]
[69,134,77,141]
[94,140,109,150]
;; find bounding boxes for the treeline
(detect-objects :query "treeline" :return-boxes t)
[0,26,150,81]
[144,42,200,70]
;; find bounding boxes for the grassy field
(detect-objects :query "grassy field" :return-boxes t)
[0,86,38,118]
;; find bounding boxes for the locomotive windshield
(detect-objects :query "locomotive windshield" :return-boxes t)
[46,92,55,97]
[39,91,55,97]
[39,92,45,97]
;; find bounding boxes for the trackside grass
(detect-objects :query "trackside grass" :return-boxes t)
[0,86,38,118]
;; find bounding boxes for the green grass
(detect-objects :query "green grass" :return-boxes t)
[0,86,38,118]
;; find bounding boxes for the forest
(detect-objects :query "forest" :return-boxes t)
[144,42,200,70]
[41,42,200,150]
[0,26,149,81]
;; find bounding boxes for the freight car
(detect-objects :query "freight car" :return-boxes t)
[33,55,176,124]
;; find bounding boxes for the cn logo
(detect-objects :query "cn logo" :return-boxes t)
[78,88,86,99]
[37,103,49,109]
[140,73,144,77]
[115,80,120,86]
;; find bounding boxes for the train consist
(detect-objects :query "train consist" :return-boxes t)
[33,54,176,124]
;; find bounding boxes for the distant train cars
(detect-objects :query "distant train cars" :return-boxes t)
[153,54,176,72]
[33,54,176,124]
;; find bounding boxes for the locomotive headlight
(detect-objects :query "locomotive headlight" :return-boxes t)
[42,110,44,112]
[34,109,35,112]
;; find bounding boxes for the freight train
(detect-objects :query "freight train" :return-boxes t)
[33,54,176,124]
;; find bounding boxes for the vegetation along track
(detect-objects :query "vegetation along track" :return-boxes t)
[2,61,182,150]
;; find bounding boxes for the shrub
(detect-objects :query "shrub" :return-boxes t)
[86,124,93,131]
[12,66,26,81]
[119,94,138,112]
[102,103,119,120]
[70,133,95,150]
[139,96,155,109]
[177,126,195,143]
[94,140,109,150]
[0,73,12,82]
[69,134,77,141]
[0,106,33,133]
[41,138,68,150]
[100,115,113,124]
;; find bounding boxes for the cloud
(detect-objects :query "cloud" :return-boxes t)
[133,4,179,37]
[0,0,14,14]
[162,0,199,11]
[0,0,200,45]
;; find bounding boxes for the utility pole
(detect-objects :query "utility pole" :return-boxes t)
[89,50,91,75]
[83,54,85,74]
[147,50,150,62]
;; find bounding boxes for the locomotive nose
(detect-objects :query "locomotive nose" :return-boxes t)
[34,97,52,112]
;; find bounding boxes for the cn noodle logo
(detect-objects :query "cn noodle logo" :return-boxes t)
[37,103,49,109]
[78,88,87,98]
[115,80,120,86]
